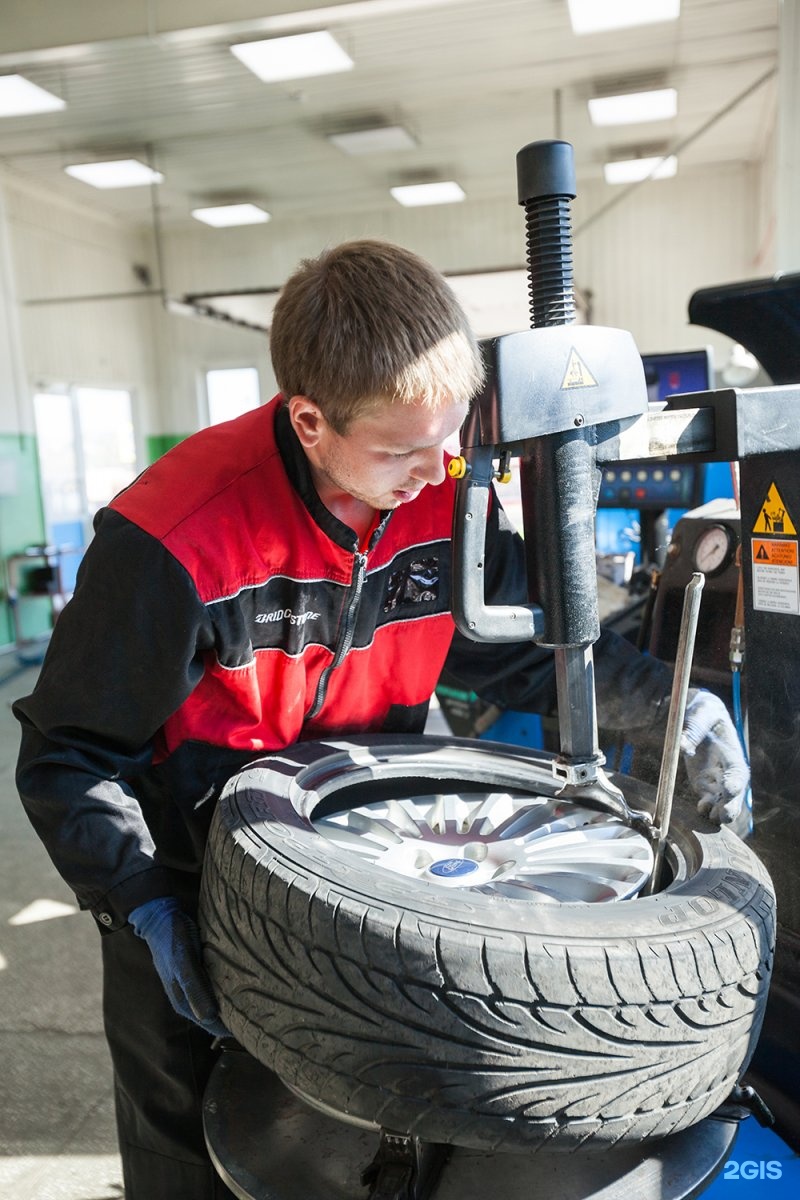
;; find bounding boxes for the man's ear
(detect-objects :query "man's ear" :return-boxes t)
[287,395,327,449]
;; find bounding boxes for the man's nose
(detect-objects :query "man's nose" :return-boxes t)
[410,446,446,486]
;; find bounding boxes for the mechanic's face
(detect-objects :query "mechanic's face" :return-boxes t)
[290,394,468,513]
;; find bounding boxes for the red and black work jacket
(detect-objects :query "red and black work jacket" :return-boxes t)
[14,398,672,928]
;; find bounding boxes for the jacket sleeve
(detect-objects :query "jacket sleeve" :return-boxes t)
[444,492,674,734]
[14,508,215,928]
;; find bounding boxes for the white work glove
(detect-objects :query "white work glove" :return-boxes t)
[681,690,750,824]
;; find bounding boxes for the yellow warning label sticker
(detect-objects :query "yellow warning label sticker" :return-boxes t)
[752,538,798,566]
[560,348,598,390]
[752,482,797,535]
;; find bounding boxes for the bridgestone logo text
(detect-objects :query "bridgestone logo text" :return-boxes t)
[256,609,320,626]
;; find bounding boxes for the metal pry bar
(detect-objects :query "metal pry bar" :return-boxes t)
[645,572,705,894]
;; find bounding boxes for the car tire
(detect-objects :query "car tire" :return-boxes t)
[199,735,775,1153]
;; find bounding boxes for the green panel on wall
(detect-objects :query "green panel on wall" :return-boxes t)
[0,433,47,651]
[146,433,188,463]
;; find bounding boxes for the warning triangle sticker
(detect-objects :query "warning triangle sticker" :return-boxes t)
[560,348,598,390]
[756,543,770,560]
[752,482,797,535]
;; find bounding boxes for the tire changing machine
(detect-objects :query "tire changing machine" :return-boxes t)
[203,140,796,1199]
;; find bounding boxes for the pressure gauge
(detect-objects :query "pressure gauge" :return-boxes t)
[692,524,736,576]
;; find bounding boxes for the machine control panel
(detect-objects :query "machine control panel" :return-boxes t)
[597,346,711,514]
[599,462,699,510]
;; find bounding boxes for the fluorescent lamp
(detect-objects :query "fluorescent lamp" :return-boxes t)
[390,181,465,207]
[603,155,677,184]
[0,74,65,117]
[329,125,416,156]
[192,204,271,227]
[568,0,680,35]
[65,159,164,188]
[589,88,677,126]
[231,31,353,82]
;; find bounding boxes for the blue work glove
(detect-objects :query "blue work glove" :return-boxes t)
[681,690,750,825]
[129,896,228,1037]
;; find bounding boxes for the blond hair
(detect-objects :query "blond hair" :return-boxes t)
[269,239,484,432]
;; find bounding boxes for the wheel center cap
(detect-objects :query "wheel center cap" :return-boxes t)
[428,858,479,879]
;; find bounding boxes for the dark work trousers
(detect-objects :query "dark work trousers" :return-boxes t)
[100,885,237,1199]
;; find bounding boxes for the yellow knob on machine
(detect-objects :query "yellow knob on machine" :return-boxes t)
[447,456,468,479]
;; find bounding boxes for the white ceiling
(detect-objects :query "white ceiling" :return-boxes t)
[0,0,780,230]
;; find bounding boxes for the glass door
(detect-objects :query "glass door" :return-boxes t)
[33,386,138,591]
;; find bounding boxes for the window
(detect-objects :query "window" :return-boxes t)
[74,388,138,515]
[205,367,260,425]
[33,387,138,588]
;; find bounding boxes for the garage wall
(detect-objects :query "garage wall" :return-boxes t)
[2,172,161,454]
[155,306,273,442]
[0,170,270,648]
[0,180,43,648]
[0,154,774,651]
[161,161,764,384]
[0,173,172,648]
[754,115,778,275]
[1,170,278,450]
[572,162,764,363]
[5,158,761,459]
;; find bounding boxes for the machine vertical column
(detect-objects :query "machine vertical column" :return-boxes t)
[516,140,602,769]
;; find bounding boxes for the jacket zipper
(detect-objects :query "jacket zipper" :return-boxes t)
[306,551,368,720]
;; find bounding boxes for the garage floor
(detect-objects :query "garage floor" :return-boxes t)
[0,658,123,1200]
[0,655,796,1200]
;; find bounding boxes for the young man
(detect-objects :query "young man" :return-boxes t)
[14,239,748,1198]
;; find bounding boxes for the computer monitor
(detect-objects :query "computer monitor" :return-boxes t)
[597,347,712,511]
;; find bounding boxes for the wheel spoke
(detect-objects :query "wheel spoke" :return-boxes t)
[316,787,653,902]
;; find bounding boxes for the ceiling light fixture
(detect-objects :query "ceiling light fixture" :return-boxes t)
[191,204,271,227]
[589,87,677,126]
[230,31,354,82]
[64,159,164,188]
[603,154,677,184]
[0,74,65,117]
[329,125,416,155]
[568,0,680,35]
[390,181,465,207]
